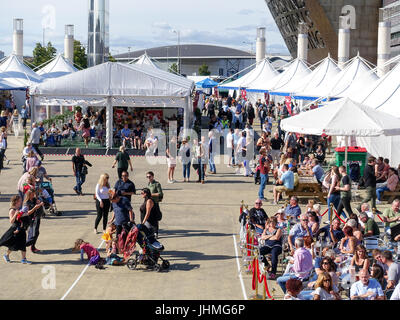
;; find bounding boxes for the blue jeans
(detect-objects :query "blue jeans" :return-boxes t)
[183,162,191,179]
[277,273,299,293]
[197,159,205,181]
[74,172,86,193]
[258,173,268,199]
[328,193,341,221]
[209,153,216,173]
[376,186,390,201]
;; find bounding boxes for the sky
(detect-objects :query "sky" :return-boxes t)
[0,0,289,57]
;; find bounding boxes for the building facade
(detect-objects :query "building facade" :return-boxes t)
[114,44,257,78]
[383,0,400,57]
[87,0,109,67]
[265,0,382,65]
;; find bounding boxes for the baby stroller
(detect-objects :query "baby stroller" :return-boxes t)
[123,223,170,272]
[38,181,61,216]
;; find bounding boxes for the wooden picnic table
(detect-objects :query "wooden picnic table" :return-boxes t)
[286,174,327,204]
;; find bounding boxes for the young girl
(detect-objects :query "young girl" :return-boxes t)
[73,239,101,265]
[306,200,316,213]
[106,239,124,266]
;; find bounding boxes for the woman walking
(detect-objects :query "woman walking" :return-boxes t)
[166,136,177,183]
[179,138,191,182]
[94,173,111,234]
[140,188,160,234]
[25,189,45,253]
[0,195,36,264]
[327,166,341,221]
[0,126,7,173]
[193,139,205,184]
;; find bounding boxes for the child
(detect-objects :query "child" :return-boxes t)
[106,239,124,266]
[306,200,315,213]
[73,239,101,265]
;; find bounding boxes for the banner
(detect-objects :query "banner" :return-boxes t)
[264,92,269,104]
[241,89,247,101]
[214,86,219,98]
[145,110,163,120]
[285,96,292,115]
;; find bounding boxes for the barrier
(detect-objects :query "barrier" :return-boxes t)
[238,200,274,300]
[250,252,274,300]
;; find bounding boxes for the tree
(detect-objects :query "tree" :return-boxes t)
[199,63,211,76]
[169,63,178,74]
[32,42,57,68]
[74,40,87,69]
[108,54,117,62]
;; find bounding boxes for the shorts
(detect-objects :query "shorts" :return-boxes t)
[89,254,101,265]
[167,158,176,168]
[275,186,292,193]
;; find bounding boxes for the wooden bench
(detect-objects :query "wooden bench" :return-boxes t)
[382,184,400,204]
[284,175,328,204]
[286,190,328,204]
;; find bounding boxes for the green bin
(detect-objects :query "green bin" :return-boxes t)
[335,146,367,174]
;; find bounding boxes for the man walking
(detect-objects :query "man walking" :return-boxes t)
[72,148,92,196]
[29,122,44,161]
[357,157,377,212]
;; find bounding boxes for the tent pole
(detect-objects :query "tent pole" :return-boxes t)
[345,136,348,172]
[106,97,113,150]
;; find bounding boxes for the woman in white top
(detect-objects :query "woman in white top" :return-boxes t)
[312,272,341,300]
[94,173,111,234]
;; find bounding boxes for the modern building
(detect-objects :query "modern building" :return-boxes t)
[383,0,400,57]
[114,44,256,78]
[87,0,109,67]
[265,0,382,65]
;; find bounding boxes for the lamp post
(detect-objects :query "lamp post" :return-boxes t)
[173,29,181,74]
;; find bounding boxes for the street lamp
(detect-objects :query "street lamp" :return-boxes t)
[172,29,181,74]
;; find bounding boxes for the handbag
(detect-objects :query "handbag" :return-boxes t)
[192,163,199,170]
[81,165,88,175]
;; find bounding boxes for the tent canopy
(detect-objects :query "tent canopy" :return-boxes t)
[30,61,194,101]
[238,58,279,89]
[247,58,311,95]
[280,97,400,137]
[292,56,341,100]
[196,78,218,88]
[36,54,78,79]
[0,54,43,87]
[296,56,378,101]
[129,53,158,69]
[0,74,27,91]
[218,59,270,90]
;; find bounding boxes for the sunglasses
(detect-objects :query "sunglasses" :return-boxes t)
[146,176,152,178]
[255,202,262,205]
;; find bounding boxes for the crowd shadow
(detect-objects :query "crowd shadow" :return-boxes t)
[163,249,237,263]
[159,229,231,240]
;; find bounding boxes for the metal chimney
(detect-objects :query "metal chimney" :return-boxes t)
[377,8,391,77]
[64,25,75,63]
[297,23,308,62]
[338,16,350,70]
[256,27,266,63]
[13,18,23,60]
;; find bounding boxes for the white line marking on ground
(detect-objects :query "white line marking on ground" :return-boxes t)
[60,240,105,300]
[232,235,247,300]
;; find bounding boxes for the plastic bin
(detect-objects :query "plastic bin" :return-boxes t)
[335,146,367,174]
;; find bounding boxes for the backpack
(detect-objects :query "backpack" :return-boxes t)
[349,162,361,182]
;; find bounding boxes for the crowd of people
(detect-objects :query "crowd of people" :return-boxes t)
[2,90,400,300]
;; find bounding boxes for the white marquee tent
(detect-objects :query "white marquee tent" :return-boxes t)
[129,53,158,69]
[29,62,195,149]
[296,56,379,102]
[353,59,400,164]
[247,58,311,96]
[36,54,78,80]
[292,56,341,100]
[0,54,43,87]
[281,97,400,165]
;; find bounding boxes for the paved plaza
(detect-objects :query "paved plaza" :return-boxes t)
[0,134,391,300]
